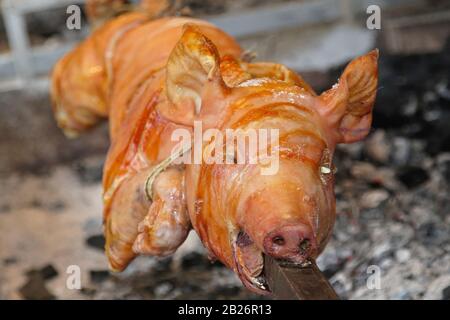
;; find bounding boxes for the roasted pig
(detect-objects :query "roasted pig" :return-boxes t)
[51,7,378,294]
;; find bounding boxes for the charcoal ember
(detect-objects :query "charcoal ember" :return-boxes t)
[152,257,173,274]
[317,249,349,279]
[443,286,450,300]
[395,249,411,263]
[89,270,110,283]
[182,0,226,15]
[86,234,106,251]
[424,110,450,155]
[153,282,174,298]
[350,162,399,190]
[74,157,104,184]
[442,160,450,182]
[178,282,203,295]
[409,206,434,229]
[330,274,351,299]
[360,189,390,209]
[396,166,429,189]
[27,8,77,39]
[322,264,341,279]
[211,285,241,298]
[392,290,412,300]
[436,81,450,101]
[372,241,392,260]
[26,264,58,280]
[19,273,55,300]
[39,264,58,280]
[181,252,221,270]
[373,55,424,130]
[389,223,414,249]
[80,287,97,297]
[374,91,417,129]
[391,137,411,166]
[29,199,43,208]
[3,257,17,265]
[0,203,11,213]
[365,130,391,164]
[424,275,450,299]
[337,141,364,160]
[47,201,66,212]
[350,162,378,180]
[417,222,448,246]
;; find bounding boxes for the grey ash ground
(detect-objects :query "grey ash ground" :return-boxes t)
[0,41,449,300]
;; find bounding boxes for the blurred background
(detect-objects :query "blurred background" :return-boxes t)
[0,0,449,300]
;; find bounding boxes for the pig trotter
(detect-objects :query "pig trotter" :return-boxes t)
[133,167,191,256]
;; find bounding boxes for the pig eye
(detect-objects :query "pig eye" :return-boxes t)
[319,164,336,185]
[320,165,332,174]
[319,148,336,184]
[320,164,337,174]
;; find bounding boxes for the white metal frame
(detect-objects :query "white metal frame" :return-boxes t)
[1,0,85,87]
[0,0,424,91]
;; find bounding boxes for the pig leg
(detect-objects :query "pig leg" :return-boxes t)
[133,167,191,256]
[105,166,190,271]
[105,170,151,271]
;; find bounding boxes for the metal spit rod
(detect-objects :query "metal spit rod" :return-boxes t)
[264,255,339,300]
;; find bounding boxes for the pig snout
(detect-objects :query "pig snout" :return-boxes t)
[237,186,321,264]
[263,224,317,263]
[237,186,321,263]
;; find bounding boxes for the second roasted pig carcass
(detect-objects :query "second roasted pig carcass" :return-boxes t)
[51,11,378,294]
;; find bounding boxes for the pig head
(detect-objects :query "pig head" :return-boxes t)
[165,27,378,293]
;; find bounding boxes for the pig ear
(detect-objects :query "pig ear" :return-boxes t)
[164,25,229,125]
[319,50,379,144]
